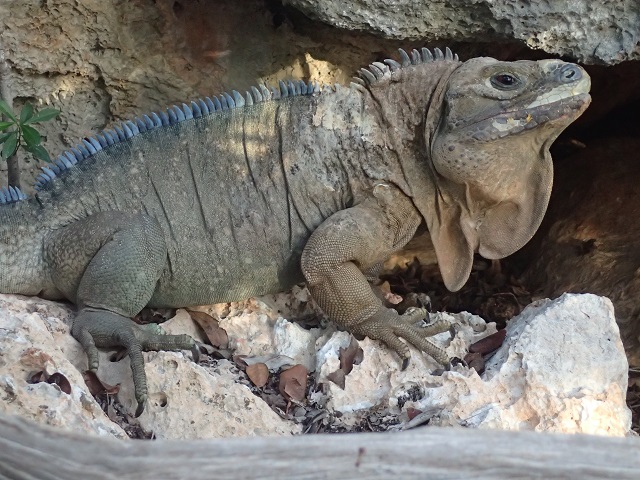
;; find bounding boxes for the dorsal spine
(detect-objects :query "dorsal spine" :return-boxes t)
[0,46,459,204]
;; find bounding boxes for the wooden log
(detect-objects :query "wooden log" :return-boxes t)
[0,412,639,479]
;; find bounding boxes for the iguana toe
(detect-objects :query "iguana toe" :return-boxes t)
[393,308,453,338]
[135,395,147,418]
[352,307,451,367]
[71,308,197,416]
[191,344,201,364]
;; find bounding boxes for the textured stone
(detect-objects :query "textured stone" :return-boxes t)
[0,0,393,188]
[98,352,299,439]
[283,0,639,65]
[0,293,299,440]
[412,294,631,435]
[314,312,497,416]
[0,291,631,437]
[192,286,326,370]
[0,295,127,439]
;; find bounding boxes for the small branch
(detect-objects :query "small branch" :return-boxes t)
[0,44,19,188]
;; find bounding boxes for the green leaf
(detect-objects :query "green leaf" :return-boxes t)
[24,108,60,124]
[0,99,17,122]
[19,103,34,124]
[0,121,14,132]
[23,143,51,162]
[1,131,18,159]
[0,132,13,143]
[21,125,42,147]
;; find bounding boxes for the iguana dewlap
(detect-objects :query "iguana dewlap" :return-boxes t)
[0,48,591,415]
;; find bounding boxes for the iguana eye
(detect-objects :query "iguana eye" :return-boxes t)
[490,73,521,90]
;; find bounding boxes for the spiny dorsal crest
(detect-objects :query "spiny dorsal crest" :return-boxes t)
[0,47,458,203]
[353,47,459,87]
[0,186,28,205]
[24,79,322,194]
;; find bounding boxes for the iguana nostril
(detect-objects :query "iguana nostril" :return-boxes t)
[558,64,582,83]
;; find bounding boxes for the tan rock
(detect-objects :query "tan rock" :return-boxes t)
[99,353,299,439]
[415,294,631,436]
[0,294,127,439]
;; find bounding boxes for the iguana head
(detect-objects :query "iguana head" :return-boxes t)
[425,58,591,291]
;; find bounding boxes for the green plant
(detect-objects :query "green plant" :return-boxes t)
[0,99,60,162]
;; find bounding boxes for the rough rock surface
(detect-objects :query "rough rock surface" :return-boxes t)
[412,294,630,435]
[2,0,638,191]
[0,294,299,439]
[0,0,396,188]
[313,312,493,417]
[522,137,640,367]
[283,0,639,65]
[0,290,631,438]
[98,352,298,439]
[0,295,127,439]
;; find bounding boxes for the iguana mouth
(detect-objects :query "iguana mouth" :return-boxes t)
[472,92,591,141]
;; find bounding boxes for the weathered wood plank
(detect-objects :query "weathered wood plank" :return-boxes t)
[1,413,639,480]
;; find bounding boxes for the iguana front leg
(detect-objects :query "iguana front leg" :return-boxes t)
[46,211,196,415]
[301,184,452,368]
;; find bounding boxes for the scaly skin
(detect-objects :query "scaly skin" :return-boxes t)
[0,49,591,414]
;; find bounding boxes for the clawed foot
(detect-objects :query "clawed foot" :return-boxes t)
[72,308,197,416]
[350,307,454,369]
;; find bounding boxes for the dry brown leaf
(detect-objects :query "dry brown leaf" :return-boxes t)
[246,363,269,387]
[279,364,308,402]
[188,309,229,348]
[27,371,47,384]
[384,291,403,305]
[464,352,485,374]
[406,407,423,421]
[326,369,346,389]
[339,336,364,375]
[469,329,507,355]
[47,372,72,395]
[378,281,392,295]
[28,371,73,395]
[233,355,248,368]
[83,371,120,396]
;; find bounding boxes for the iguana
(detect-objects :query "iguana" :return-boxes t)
[0,48,591,415]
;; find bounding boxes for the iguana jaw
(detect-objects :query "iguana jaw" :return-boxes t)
[484,92,591,140]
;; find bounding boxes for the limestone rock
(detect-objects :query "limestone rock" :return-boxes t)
[0,0,389,188]
[1,291,631,438]
[0,295,127,439]
[0,293,299,440]
[314,312,496,416]
[98,352,299,439]
[192,285,326,371]
[283,0,639,65]
[412,294,631,435]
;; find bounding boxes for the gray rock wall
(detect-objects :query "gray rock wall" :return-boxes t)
[283,0,640,65]
[0,0,396,187]
[1,1,636,188]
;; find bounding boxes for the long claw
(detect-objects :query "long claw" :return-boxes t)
[401,357,410,370]
[135,398,146,417]
[72,308,197,416]
[191,345,201,364]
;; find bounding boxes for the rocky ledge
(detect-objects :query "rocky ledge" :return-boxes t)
[0,289,631,439]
